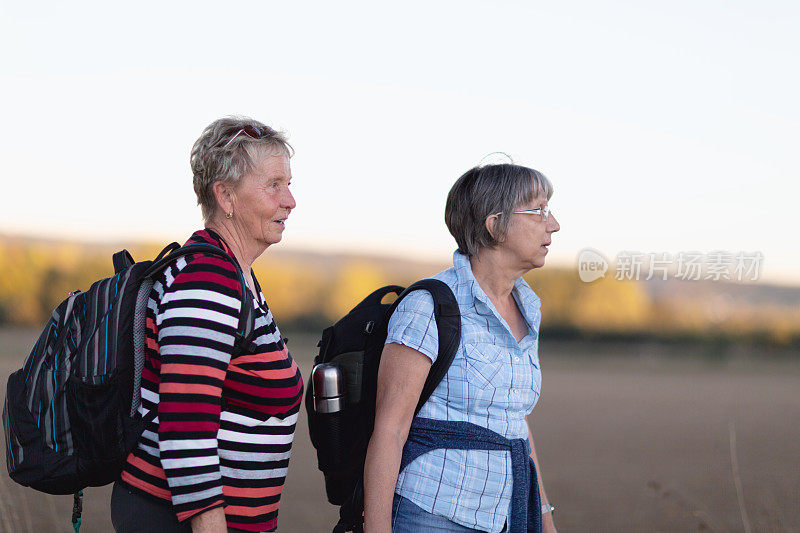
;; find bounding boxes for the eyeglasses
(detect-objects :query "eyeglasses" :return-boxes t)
[495,206,551,221]
[515,206,551,220]
[223,125,276,149]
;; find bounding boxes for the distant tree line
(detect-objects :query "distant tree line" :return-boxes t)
[1,238,798,351]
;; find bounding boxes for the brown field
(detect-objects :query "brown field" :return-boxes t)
[1,328,798,532]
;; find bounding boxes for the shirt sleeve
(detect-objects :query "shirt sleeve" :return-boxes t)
[385,289,439,363]
[155,254,243,521]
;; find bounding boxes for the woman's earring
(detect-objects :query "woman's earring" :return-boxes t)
[225,212,233,219]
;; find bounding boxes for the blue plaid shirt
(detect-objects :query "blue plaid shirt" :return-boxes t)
[386,251,543,533]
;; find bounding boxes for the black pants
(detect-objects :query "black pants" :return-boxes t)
[111,482,262,532]
[111,482,191,533]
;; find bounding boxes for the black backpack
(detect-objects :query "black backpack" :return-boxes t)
[305,279,461,533]
[2,242,256,526]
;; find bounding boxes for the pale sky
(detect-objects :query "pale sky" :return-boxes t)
[1,1,798,284]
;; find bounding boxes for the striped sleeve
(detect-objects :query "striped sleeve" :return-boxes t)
[155,253,242,521]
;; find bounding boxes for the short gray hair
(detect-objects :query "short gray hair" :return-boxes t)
[191,116,293,223]
[445,163,553,257]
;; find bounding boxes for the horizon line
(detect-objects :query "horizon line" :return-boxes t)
[2,228,799,290]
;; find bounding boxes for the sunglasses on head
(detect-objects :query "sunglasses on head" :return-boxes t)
[223,125,276,149]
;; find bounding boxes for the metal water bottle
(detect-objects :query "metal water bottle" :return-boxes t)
[311,363,345,413]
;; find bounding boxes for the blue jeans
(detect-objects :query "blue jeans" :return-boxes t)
[391,493,493,532]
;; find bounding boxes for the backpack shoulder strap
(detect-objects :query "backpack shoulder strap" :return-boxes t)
[143,242,256,353]
[387,278,461,415]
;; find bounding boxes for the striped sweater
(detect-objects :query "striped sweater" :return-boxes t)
[120,229,304,532]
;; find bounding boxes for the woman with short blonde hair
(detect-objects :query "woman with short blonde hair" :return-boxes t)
[113,116,302,533]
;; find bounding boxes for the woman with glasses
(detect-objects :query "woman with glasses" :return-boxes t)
[364,163,560,533]
[112,117,303,533]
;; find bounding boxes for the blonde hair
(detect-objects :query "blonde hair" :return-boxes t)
[191,116,293,223]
